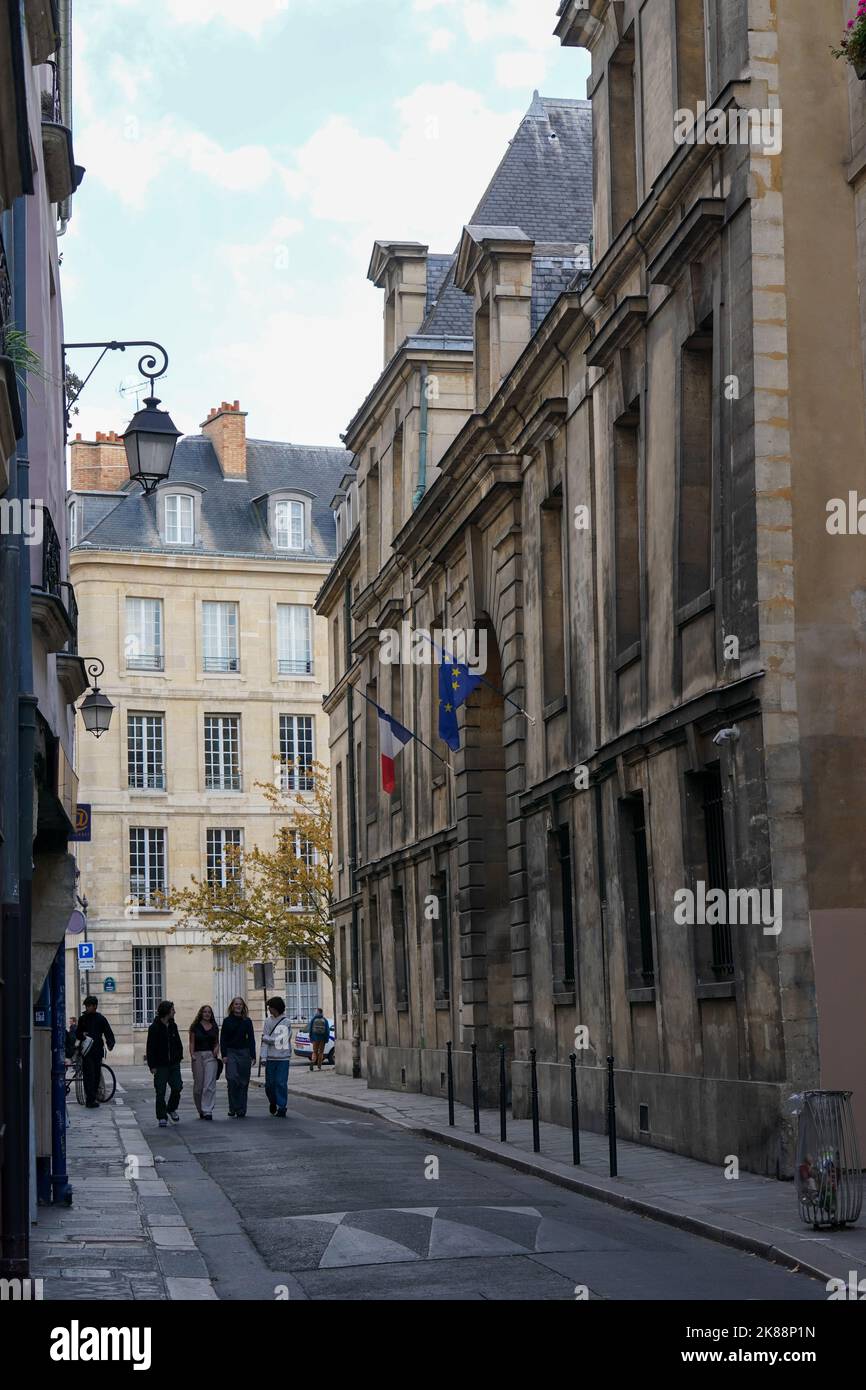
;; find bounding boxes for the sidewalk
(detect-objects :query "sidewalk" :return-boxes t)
[31,1080,217,1301]
[271,1065,866,1287]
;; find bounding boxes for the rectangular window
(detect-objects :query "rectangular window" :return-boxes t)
[285,949,319,1021]
[370,897,383,1009]
[126,597,164,671]
[277,604,313,675]
[431,870,451,1003]
[286,831,317,909]
[274,499,305,550]
[202,601,239,673]
[391,425,404,537]
[132,946,164,1026]
[620,794,654,984]
[540,494,566,705]
[613,401,641,656]
[609,33,637,234]
[702,765,733,976]
[335,761,345,866]
[365,460,380,584]
[678,319,714,609]
[392,886,408,1007]
[128,713,166,790]
[675,0,708,107]
[164,494,194,545]
[129,827,166,908]
[204,715,241,791]
[279,714,314,792]
[365,679,378,820]
[206,827,243,893]
[549,823,576,990]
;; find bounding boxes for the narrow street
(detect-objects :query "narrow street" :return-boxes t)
[108,1066,823,1302]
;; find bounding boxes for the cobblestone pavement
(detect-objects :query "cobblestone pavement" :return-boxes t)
[31,1076,216,1301]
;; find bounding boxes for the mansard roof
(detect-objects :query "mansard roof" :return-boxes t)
[72,434,351,562]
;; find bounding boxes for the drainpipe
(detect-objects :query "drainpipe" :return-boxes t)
[57,0,72,236]
[50,941,71,1204]
[412,364,429,509]
[345,578,361,1080]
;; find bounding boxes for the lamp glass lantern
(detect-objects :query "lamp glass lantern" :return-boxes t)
[121,395,182,495]
[79,661,114,738]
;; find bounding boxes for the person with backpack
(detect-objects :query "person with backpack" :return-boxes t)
[76,996,116,1108]
[220,996,256,1118]
[307,1007,329,1071]
[261,996,292,1118]
[146,1000,184,1127]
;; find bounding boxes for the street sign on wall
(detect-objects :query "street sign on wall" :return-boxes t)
[77,942,95,969]
[103,977,116,992]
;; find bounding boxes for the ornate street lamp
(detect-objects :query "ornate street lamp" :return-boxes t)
[63,340,181,495]
[78,659,114,738]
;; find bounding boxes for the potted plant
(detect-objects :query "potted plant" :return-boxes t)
[832,3,866,79]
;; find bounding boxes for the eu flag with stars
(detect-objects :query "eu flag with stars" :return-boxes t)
[438,659,483,751]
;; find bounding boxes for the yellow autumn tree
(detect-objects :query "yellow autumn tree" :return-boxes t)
[168,761,334,982]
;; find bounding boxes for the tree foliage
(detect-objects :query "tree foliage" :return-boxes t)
[168,761,335,981]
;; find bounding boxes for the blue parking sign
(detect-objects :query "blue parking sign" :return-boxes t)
[77,942,95,967]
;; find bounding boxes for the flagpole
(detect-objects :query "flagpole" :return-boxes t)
[355,686,454,775]
[418,632,536,724]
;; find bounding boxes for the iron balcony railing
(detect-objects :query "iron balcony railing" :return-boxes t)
[203,654,239,673]
[34,508,79,650]
[61,580,78,655]
[277,656,313,676]
[127,653,164,672]
[0,229,12,344]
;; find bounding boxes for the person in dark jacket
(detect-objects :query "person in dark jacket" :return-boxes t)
[146,1000,184,1127]
[65,1016,79,1061]
[220,996,256,1118]
[307,1008,329,1071]
[76,996,116,1107]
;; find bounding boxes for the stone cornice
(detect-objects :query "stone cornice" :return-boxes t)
[343,341,472,454]
[315,526,360,615]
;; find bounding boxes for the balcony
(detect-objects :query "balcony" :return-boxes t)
[203,655,239,674]
[31,508,84,688]
[278,656,313,676]
[127,653,165,672]
[40,62,83,204]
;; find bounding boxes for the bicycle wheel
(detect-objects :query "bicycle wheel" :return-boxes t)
[98,1064,116,1103]
[74,1066,86,1106]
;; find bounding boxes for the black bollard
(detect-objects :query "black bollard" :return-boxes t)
[471,1042,480,1133]
[607,1055,618,1177]
[570,1053,580,1166]
[530,1047,540,1153]
[446,1040,455,1127]
[499,1044,507,1143]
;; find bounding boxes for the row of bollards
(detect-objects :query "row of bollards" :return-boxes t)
[449,1042,618,1176]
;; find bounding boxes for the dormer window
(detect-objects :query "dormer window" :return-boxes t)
[164,493,194,545]
[274,499,304,550]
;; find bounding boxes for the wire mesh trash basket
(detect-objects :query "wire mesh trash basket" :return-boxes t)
[795,1091,862,1228]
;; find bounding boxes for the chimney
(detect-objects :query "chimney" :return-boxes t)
[70,430,129,492]
[367,242,429,366]
[200,400,247,477]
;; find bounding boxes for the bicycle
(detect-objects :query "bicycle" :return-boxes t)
[64,1048,116,1104]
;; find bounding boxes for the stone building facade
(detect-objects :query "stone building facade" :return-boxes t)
[319,2,866,1177]
[69,407,346,1061]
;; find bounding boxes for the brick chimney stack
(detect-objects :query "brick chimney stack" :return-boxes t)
[70,431,129,492]
[200,400,247,478]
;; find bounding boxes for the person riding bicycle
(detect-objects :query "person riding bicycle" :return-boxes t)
[76,996,116,1108]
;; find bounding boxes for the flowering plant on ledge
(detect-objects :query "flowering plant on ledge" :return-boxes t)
[832,3,866,77]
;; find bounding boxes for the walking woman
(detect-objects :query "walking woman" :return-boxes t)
[220,996,256,1118]
[189,1004,220,1120]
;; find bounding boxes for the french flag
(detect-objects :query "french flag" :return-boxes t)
[375,702,413,795]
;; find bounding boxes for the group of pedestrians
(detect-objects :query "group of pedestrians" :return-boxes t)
[145,996,329,1127]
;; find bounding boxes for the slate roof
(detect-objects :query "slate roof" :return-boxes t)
[72,434,351,561]
[413,94,592,343]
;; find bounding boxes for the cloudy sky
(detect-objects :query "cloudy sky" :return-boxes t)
[63,0,590,448]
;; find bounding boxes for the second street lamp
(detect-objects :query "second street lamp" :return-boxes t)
[63,340,181,494]
[78,660,114,739]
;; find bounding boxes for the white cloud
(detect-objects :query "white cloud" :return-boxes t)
[429,27,456,54]
[164,0,290,36]
[108,54,153,105]
[495,50,547,91]
[76,115,284,206]
[282,83,521,253]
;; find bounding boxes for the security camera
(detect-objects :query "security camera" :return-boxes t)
[712,725,740,746]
